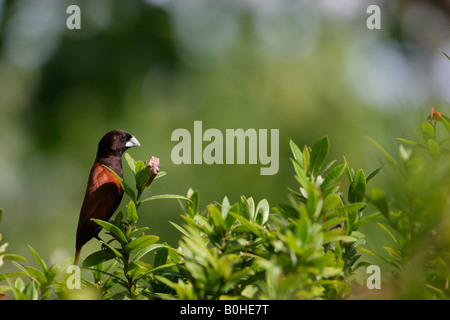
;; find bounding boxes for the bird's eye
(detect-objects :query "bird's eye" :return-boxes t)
[121,134,127,140]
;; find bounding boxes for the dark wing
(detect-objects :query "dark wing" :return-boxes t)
[76,163,123,247]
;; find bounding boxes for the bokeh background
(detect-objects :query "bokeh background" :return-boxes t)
[0,0,449,271]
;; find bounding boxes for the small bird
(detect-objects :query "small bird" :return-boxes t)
[74,130,140,265]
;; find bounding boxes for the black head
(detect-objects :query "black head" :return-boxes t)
[96,130,141,160]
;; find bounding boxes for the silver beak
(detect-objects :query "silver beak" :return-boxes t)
[125,136,141,148]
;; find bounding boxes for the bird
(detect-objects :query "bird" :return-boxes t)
[74,130,140,265]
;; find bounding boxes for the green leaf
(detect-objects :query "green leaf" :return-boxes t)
[421,122,435,141]
[320,159,337,176]
[154,275,176,290]
[367,136,399,168]
[255,199,270,225]
[353,260,372,271]
[396,138,424,148]
[322,193,343,213]
[343,156,353,183]
[292,159,308,188]
[321,267,342,278]
[99,240,124,262]
[2,254,27,262]
[145,262,177,276]
[240,196,253,221]
[154,171,166,180]
[377,223,397,244]
[91,219,127,244]
[103,165,136,201]
[132,243,167,262]
[353,212,383,229]
[348,253,362,267]
[208,205,226,232]
[154,247,168,268]
[289,140,303,167]
[247,197,256,222]
[82,249,119,268]
[0,272,27,282]
[322,217,347,230]
[114,211,123,226]
[348,169,366,203]
[425,283,448,300]
[169,221,191,238]
[187,189,199,217]
[426,139,440,155]
[26,266,47,284]
[302,145,310,174]
[128,226,149,238]
[225,203,238,228]
[229,211,262,236]
[368,188,389,216]
[356,248,399,268]
[322,164,345,189]
[347,209,360,230]
[382,246,401,259]
[134,160,146,174]
[135,161,151,190]
[366,167,382,184]
[0,208,3,224]
[351,230,365,239]
[439,114,450,133]
[323,234,357,245]
[221,196,231,221]
[28,246,47,274]
[46,265,60,283]
[24,282,38,300]
[308,136,329,177]
[336,202,367,214]
[275,204,299,220]
[292,221,308,247]
[335,240,342,258]
[7,278,27,300]
[126,200,138,224]
[125,235,159,254]
[139,194,190,203]
[439,49,450,60]
[124,153,136,174]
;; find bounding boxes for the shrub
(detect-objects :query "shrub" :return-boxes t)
[1,109,449,299]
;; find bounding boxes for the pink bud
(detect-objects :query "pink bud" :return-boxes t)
[145,156,160,188]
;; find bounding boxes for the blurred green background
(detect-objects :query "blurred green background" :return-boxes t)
[0,0,449,272]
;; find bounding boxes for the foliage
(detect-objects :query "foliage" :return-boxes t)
[365,107,450,299]
[148,136,383,300]
[0,207,69,299]
[1,111,449,299]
